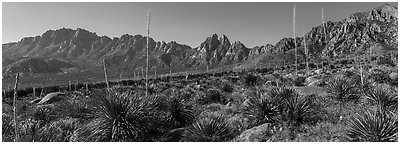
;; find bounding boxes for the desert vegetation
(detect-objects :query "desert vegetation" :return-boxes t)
[2,55,398,142]
[2,3,398,142]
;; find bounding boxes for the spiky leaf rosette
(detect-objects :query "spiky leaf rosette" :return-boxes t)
[34,118,79,142]
[270,87,314,127]
[325,77,359,103]
[2,114,14,142]
[56,95,94,122]
[243,90,280,127]
[363,84,397,111]
[347,109,398,142]
[270,86,299,102]
[72,89,159,142]
[184,113,234,142]
[284,94,314,127]
[167,96,195,128]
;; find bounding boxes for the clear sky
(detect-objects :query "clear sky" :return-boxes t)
[2,2,397,48]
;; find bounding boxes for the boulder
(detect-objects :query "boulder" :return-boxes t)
[36,92,67,105]
[30,97,42,104]
[232,123,274,142]
[305,75,320,86]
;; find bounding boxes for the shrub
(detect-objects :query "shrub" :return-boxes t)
[34,118,79,142]
[242,90,280,127]
[362,84,397,111]
[16,117,43,142]
[367,69,394,85]
[29,105,61,127]
[2,114,14,142]
[301,94,327,124]
[294,121,347,142]
[270,87,315,127]
[176,90,193,102]
[166,96,195,128]
[281,95,314,127]
[225,92,246,106]
[347,109,398,142]
[242,74,258,86]
[71,89,161,142]
[183,113,235,142]
[292,76,306,86]
[377,54,396,67]
[226,114,247,137]
[243,86,315,132]
[221,83,234,93]
[325,77,359,103]
[56,96,94,122]
[197,89,226,105]
[202,103,226,113]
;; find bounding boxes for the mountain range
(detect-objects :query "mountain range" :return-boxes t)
[2,4,398,75]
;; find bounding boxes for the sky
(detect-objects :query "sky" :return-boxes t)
[2,2,398,48]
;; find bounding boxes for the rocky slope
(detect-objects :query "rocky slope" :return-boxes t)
[265,4,397,60]
[3,58,74,74]
[2,4,397,75]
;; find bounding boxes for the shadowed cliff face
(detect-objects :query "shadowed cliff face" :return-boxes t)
[3,58,75,74]
[2,4,397,75]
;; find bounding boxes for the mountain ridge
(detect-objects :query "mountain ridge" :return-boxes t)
[2,4,397,75]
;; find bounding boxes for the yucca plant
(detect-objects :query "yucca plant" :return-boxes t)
[183,113,234,142]
[325,77,359,119]
[270,87,314,127]
[2,114,14,142]
[347,109,398,142]
[17,117,42,142]
[284,95,314,127]
[29,105,61,128]
[362,84,397,112]
[325,77,359,103]
[166,96,195,128]
[243,90,280,127]
[56,95,94,122]
[71,89,160,142]
[34,118,79,142]
[270,86,299,102]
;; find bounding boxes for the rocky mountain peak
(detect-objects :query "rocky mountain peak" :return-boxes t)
[346,4,398,23]
[219,34,231,46]
[368,4,398,22]
[73,28,95,38]
[376,4,398,18]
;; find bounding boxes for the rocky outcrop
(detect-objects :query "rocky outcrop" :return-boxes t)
[232,123,274,142]
[185,34,252,67]
[4,58,74,74]
[249,44,274,57]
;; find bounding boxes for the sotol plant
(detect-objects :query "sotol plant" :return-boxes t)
[347,109,398,142]
[325,77,360,121]
[183,113,234,142]
[270,87,314,127]
[34,118,79,142]
[166,95,195,128]
[2,114,14,142]
[362,84,397,111]
[325,77,359,103]
[71,89,160,142]
[243,90,280,127]
[243,87,315,130]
